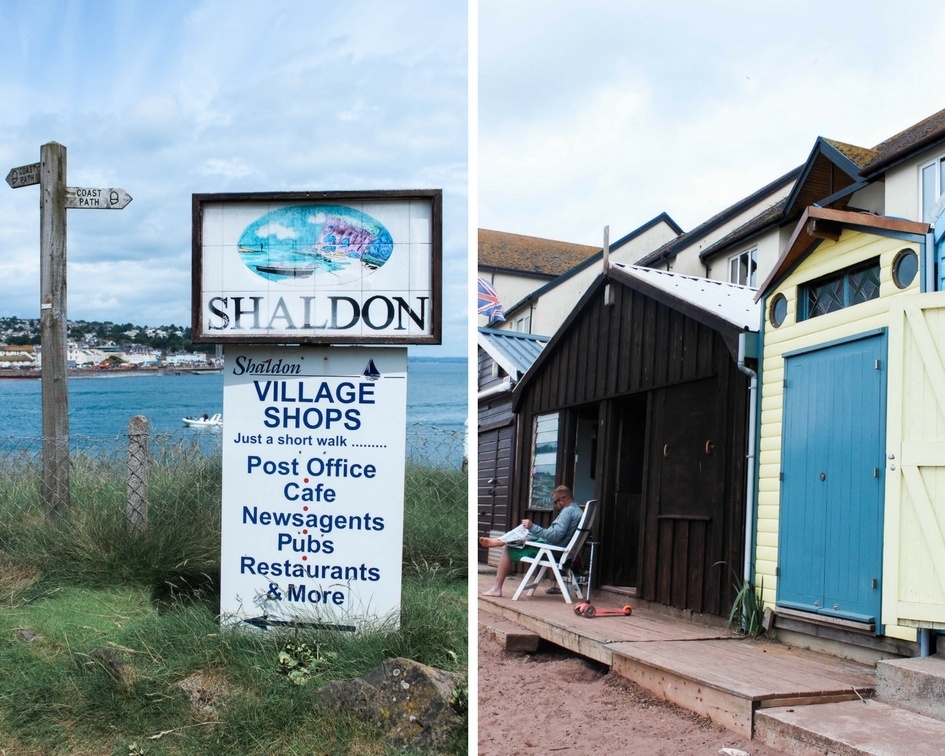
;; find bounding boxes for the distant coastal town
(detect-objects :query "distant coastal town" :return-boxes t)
[0,316,220,376]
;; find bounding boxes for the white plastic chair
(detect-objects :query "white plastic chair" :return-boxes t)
[511,499,597,604]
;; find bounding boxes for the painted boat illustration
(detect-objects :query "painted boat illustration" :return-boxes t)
[253,263,316,278]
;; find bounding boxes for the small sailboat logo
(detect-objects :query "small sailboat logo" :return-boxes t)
[362,359,381,381]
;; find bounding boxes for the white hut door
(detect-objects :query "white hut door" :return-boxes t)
[884,291,945,629]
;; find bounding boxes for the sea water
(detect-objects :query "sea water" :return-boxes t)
[0,358,468,439]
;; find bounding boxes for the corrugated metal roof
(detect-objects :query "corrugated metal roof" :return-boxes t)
[610,263,760,332]
[478,327,549,378]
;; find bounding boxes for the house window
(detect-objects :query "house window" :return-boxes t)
[729,248,757,287]
[513,312,531,333]
[528,413,559,510]
[801,258,880,320]
[921,155,945,222]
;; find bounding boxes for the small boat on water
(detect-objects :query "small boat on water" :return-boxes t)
[183,412,223,428]
[254,263,316,277]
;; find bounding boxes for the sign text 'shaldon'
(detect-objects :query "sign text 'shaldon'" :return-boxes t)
[207,295,429,333]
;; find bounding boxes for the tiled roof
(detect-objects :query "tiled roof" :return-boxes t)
[478,229,600,277]
[823,138,878,169]
[863,107,945,176]
[699,199,786,262]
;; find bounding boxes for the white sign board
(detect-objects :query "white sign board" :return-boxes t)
[220,344,407,632]
[192,190,442,345]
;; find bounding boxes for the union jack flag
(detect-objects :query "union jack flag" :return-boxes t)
[477,277,505,323]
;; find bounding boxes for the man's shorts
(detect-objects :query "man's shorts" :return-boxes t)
[508,539,545,562]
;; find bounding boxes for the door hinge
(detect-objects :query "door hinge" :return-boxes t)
[779,471,784,481]
[783,378,788,388]
[775,567,780,577]
[875,359,882,370]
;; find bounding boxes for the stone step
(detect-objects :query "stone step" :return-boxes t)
[755,698,945,755]
[479,612,540,652]
[875,654,945,720]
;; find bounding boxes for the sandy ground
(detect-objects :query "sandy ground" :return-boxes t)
[477,625,787,756]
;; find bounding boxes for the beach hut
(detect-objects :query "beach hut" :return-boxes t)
[509,263,758,616]
[754,206,933,656]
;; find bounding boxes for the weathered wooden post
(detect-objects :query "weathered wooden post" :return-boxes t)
[7,142,132,520]
[126,415,149,534]
[39,142,70,518]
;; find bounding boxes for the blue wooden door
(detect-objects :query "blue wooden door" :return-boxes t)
[778,331,886,625]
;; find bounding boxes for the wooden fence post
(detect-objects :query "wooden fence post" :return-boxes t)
[126,415,149,534]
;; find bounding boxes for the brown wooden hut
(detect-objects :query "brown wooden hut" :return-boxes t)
[509,263,758,616]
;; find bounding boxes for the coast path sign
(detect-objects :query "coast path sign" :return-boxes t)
[6,142,131,519]
[64,186,132,209]
[6,162,40,188]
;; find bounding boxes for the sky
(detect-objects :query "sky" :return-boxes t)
[479,0,945,248]
[0,0,468,356]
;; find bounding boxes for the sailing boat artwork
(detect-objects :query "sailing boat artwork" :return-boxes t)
[362,358,381,381]
[236,205,394,284]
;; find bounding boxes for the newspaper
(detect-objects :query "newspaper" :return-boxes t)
[499,524,531,547]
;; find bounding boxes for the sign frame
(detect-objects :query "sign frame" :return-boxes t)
[191,189,442,345]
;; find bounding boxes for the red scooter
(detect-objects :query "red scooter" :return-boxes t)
[572,541,633,618]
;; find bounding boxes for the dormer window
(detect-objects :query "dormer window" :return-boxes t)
[729,248,757,287]
[921,155,945,222]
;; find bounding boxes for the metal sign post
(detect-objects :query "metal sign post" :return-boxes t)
[7,142,132,518]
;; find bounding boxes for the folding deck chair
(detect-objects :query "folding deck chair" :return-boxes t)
[511,499,597,604]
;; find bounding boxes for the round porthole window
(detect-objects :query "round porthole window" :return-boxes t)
[893,248,918,289]
[769,293,788,328]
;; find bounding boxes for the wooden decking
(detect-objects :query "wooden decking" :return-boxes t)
[478,573,875,739]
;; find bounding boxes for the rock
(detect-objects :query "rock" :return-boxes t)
[317,657,465,752]
[89,646,136,688]
[177,672,229,714]
[15,628,38,643]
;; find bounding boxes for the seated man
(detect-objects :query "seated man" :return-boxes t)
[479,485,583,598]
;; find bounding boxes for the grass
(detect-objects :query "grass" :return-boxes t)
[0,445,468,755]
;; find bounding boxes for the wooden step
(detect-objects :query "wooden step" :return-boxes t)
[479,611,540,652]
[608,638,874,739]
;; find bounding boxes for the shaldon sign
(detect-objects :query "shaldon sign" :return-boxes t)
[219,345,407,632]
[191,190,442,345]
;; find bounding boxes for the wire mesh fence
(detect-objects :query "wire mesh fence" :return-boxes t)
[0,422,467,577]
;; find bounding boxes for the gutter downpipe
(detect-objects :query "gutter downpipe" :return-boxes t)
[919,228,936,655]
[737,330,758,592]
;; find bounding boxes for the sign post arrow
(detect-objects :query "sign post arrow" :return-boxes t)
[64,186,132,209]
[5,162,41,188]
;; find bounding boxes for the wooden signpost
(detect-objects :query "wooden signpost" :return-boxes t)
[7,142,132,518]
